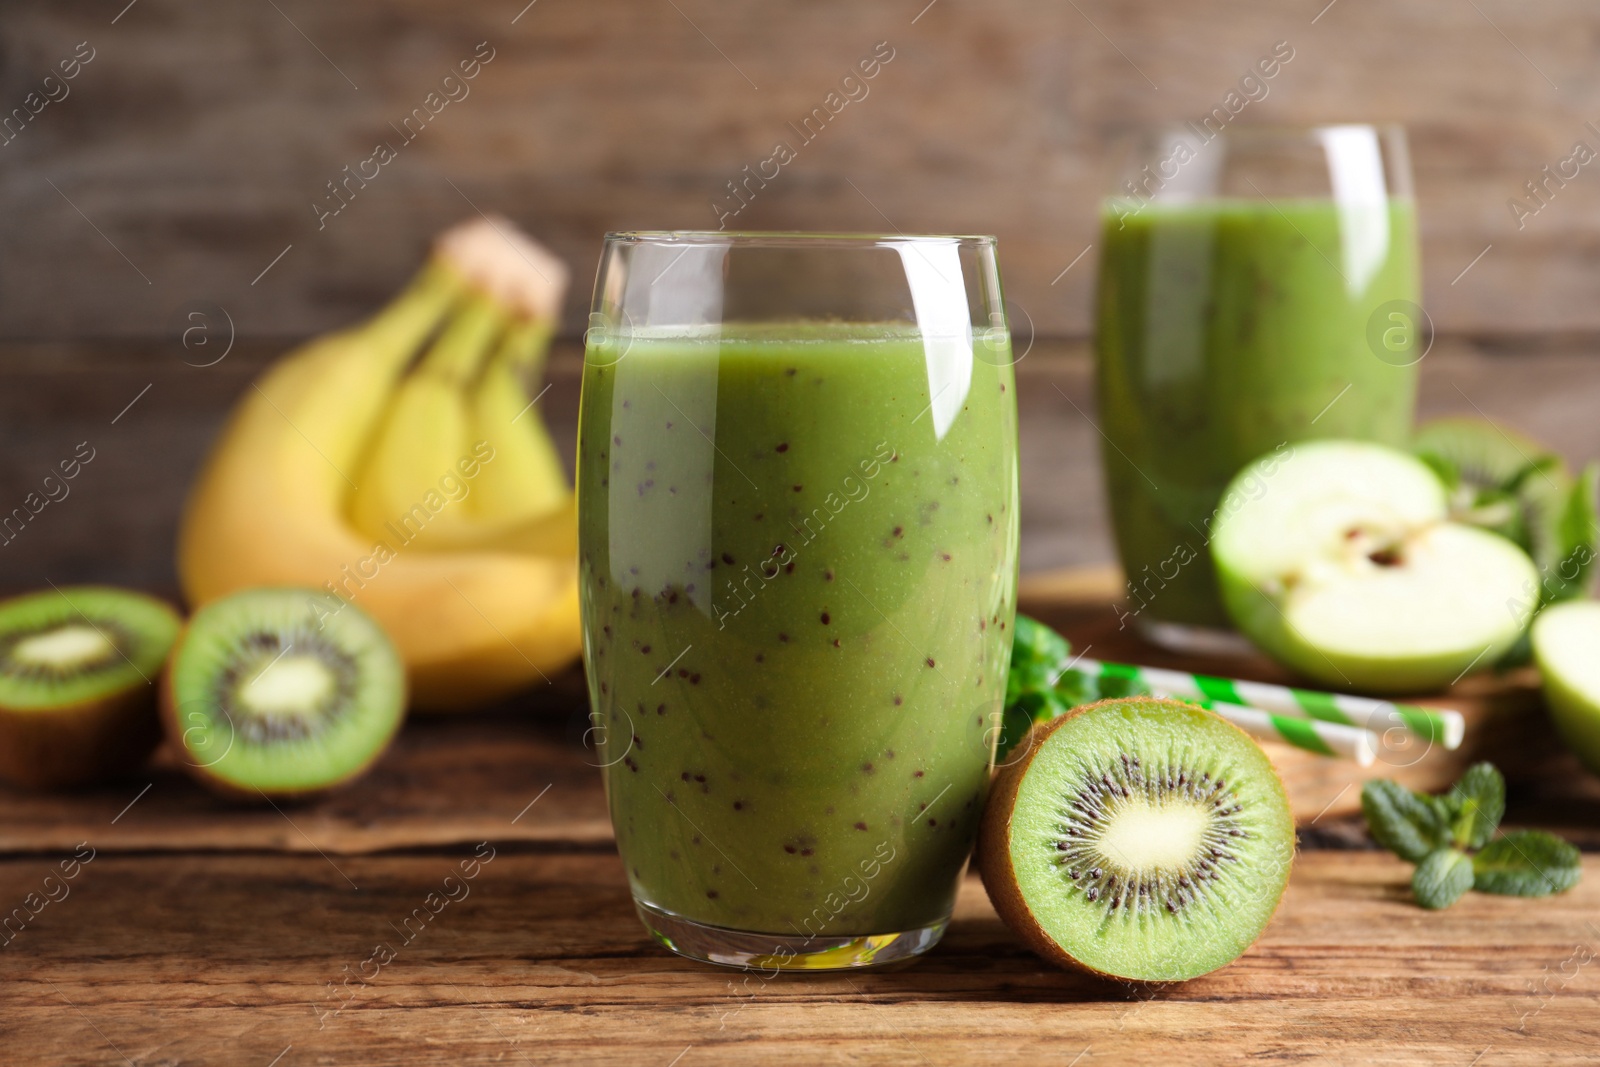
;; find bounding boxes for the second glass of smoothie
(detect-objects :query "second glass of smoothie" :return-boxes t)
[1094,124,1422,650]
[578,232,1019,970]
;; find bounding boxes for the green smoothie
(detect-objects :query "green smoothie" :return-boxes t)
[1095,198,1420,629]
[578,324,1018,937]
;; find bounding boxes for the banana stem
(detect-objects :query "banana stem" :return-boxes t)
[358,260,469,372]
[491,316,556,379]
[418,292,510,385]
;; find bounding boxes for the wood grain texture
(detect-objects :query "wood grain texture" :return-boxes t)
[0,555,1593,1060]
[4,567,1597,855]
[5,1,1600,338]
[0,686,611,856]
[2,851,1596,1064]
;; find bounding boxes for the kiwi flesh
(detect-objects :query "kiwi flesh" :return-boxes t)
[0,586,181,789]
[978,697,1295,982]
[161,588,406,798]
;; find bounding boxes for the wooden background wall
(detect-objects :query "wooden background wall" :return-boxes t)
[2,0,1599,341]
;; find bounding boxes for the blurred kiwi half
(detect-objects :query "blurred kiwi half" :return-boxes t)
[161,588,406,799]
[0,586,181,789]
[1413,417,1597,605]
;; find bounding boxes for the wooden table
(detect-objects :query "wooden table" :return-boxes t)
[4,597,1597,1066]
[2,341,1598,1062]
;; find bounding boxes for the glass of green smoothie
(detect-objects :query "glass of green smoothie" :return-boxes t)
[577,232,1019,970]
[1095,124,1423,652]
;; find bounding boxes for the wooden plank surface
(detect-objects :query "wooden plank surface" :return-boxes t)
[3,850,1597,1064]
[0,672,611,855]
[7,1,1600,338]
[0,591,1593,1062]
[3,569,1596,854]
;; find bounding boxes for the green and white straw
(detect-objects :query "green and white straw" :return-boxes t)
[1073,658,1465,752]
[1163,693,1377,766]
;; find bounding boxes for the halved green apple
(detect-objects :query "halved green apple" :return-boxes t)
[1532,600,1600,776]
[1211,441,1540,694]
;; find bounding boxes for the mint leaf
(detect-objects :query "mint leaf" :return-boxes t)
[995,690,1065,763]
[1445,762,1505,849]
[1473,831,1582,897]
[1000,616,1157,763]
[1363,779,1451,862]
[1094,672,1150,701]
[1415,451,1461,494]
[1007,615,1072,704]
[995,698,1035,757]
[999,616,1080,763]
[1544,463,1600,604]
[1053,667,1099,710]
[1413,849,1474,910]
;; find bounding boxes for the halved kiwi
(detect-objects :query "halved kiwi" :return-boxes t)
[161,588,406,799]
[1412,416,1552,506]
[978,697,1295,982]
[0,586,181,788]
[1412,417,1597,603]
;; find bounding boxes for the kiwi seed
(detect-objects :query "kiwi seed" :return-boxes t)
[211,630,361,745]
[1048,754,1248,916]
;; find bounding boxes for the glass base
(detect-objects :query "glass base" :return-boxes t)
[1135,617,1256,658]
[635,899,947,972]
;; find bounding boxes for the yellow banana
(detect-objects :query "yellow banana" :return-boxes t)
[344,292,509,550]
[374,321,574,554]
[425,319,569,534]
[177,221,582,710]
[436,221,572,541]
[463,319,571,528]
[352,222,574,554]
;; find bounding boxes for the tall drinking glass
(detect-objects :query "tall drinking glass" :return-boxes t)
[578,232,1019,970]
[1095,124,1422,652]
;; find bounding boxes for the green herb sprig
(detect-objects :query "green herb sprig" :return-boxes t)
[1000,615,1146,761]
[1362,764,1581,909]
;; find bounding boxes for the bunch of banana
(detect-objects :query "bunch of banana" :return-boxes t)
[177,218,579,710]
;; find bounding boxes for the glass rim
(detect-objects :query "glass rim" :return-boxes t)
[603,230,998,248]
[1126,120,1408,141]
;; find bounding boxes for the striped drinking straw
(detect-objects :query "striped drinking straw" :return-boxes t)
[1072,658,1465,750]
[1178,696,1377,765]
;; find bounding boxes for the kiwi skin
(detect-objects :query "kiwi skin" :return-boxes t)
[976,697,1293,981]
[0,685,164,790]
[0,590,181,790]
[156,614,406,802]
